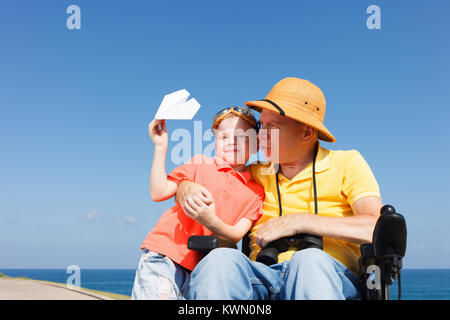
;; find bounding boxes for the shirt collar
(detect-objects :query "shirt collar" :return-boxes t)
[312,142,330,173]
[213,155,252,184]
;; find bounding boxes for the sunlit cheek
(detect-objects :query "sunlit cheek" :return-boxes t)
[215,140,225,157]
[214,139,232,162]
[230,141,244,165]
[235,138,248,161]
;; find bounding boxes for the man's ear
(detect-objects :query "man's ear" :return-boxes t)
[303,125,317,142]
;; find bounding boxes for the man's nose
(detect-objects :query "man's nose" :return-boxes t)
[258,129,270,142]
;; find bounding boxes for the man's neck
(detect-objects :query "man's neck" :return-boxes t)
[279,145,317,180]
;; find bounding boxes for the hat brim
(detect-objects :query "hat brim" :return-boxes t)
[245,100,336,143]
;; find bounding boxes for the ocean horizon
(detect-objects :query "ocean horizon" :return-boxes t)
[1,268,449,300]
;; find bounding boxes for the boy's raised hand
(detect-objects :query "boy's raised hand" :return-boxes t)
[148,119,168,148]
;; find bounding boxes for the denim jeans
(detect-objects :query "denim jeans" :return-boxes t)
[186,248,361,300]
[131,249,190,300]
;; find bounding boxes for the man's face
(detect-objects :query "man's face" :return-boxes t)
[258,109,308,163]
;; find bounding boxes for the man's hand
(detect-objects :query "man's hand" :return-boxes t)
[255,214,305,248]
[255,196,383,248]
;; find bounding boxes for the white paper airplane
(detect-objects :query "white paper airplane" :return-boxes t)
[155,89,201,120]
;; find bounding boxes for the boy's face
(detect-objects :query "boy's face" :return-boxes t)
[214,116,258,166]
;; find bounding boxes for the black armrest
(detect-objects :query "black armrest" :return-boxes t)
[188,235,237,254]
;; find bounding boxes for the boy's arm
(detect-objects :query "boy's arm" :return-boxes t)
[183,200,253,243]
[195,207,253,244]
[208,217,252,244]
[150,145,178,201]
[148,119,178,201]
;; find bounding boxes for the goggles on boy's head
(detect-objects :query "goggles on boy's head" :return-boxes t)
[212,106,260,131]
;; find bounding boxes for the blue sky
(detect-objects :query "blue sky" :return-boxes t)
[0,0,449,269]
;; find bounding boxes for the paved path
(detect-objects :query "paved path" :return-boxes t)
[0,278,112,300]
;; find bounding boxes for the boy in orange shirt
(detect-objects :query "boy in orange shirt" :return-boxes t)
[131,107,264,300]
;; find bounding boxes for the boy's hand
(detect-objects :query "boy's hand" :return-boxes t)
[183,196,218,230]
[177,181,214,208]
[148,119,168,148]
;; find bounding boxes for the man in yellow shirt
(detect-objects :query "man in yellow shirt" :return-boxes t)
[179,77,383,299]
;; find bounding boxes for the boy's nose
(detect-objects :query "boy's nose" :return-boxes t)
[225,136,237,144]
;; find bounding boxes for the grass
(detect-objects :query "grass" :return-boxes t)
[36,280,131,300]
[0,271,131,300]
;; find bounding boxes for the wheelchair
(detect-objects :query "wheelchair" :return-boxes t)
[188,204,407,300]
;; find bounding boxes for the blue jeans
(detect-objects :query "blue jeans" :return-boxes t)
[186,248,361,300]
[131,249,190,300]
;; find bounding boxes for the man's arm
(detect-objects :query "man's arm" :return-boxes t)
[254,196,382,248]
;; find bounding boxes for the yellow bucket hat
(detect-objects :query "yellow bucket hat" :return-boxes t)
[245,77,336,143]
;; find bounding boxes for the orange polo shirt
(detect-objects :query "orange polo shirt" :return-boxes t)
[141,154,264,271]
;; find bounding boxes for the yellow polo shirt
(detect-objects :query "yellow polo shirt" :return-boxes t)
[247,143,381,275]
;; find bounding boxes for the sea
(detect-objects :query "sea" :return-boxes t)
[1,268,449,300]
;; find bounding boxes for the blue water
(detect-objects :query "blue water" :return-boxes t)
[1,269,449,299]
